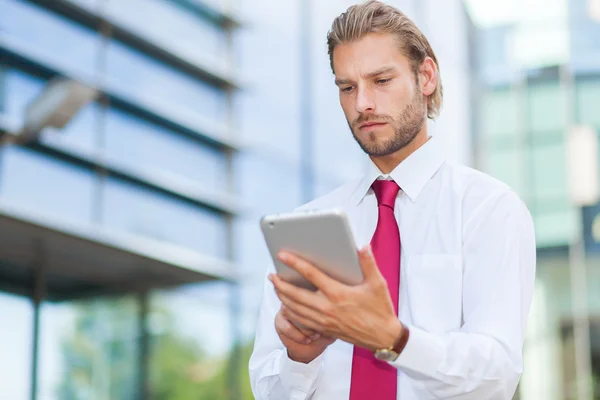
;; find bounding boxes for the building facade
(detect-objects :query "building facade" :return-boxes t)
[0,0,471,399]
[470,0,600,398]
[0,0,242,398]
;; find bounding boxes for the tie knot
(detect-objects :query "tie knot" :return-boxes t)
[372,179,400,209]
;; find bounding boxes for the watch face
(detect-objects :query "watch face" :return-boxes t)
[374,349,398,362]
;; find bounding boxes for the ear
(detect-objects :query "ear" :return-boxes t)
[419,57,437,97]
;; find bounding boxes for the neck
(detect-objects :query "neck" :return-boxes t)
[370,126,429,174]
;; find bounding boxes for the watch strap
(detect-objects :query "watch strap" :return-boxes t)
[392,324,410,355]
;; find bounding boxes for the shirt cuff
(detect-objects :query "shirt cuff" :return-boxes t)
[388,324,446,377]
[279,350,325,396]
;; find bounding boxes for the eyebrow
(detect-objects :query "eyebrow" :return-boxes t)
[335,66,397,86]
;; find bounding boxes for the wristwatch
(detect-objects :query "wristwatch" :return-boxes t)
[373,324,410,362]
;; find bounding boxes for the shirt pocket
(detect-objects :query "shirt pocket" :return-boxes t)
[405,254,462,333]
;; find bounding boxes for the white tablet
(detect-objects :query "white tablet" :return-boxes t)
[260,208,364,291]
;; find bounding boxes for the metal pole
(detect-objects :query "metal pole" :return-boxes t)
[227,280,241,400]
[224,7,241,397]
[568,225,594,400]
[300,0,313,203]
[30,239,46,400]
[30,299,40,400]
[93,12,112,227]
[137,291,149,400]
[560,49,594,399]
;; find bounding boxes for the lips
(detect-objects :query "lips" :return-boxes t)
[359,121,387,129]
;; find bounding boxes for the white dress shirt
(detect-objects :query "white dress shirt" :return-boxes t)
[249,136,537,400]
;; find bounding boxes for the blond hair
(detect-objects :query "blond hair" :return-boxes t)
[327,0,443,119]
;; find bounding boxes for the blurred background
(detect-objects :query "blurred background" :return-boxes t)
[0,0,598,399]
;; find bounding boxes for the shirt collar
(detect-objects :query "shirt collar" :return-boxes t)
[350,135,445,204]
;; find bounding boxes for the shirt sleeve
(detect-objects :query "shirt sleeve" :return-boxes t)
[388,189,537,399]
[248,264,325,400]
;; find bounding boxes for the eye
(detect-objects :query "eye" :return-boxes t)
[377,78,391,84]
[341,86,354,93]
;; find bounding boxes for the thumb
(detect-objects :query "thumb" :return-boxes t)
[358,244,382,282]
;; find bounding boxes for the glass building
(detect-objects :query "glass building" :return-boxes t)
[0,0,471,399]
[0,0,242,398]
[469,0,600,398]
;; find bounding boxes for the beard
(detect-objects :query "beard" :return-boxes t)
[348,86,426,157]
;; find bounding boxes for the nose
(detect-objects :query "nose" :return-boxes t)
[355,86,375,114]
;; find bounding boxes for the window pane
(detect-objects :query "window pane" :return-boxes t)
[528,82,567,134]
[104,0,227,67]
[529,129,564,146]
[40,103,101,155]
[2,69,45,125]
[483,88,521,138]
[235,152,303,400]
[41,297,139,400]
[0,293,32,400]
[234,152,301,213]
[576,79,600,128]
[570,0,600,74]
[105,40,227,128]
[571,23,600,73]
[234,151,302,342]
[483,147,530,202]
[234,217,265,342]
[313,173,345,199]
[478,26,516,85]
[534,208,577,247]
[150,281,234,399]
[104,108,227,191]
[102,179,227,258]
[0,0,100,79]
[236,0,302,161]
[0,147,96,224]
[313,75,366,185]
[531,140,569,203]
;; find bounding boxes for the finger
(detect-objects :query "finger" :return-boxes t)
[271,274,328,312]
[358,245,384,282]
[277,290,326,329]
[276,313,313,344]
[299,326,321,341]
[281,305,320,340]
[283,305,321,332]
[278,251,345,295]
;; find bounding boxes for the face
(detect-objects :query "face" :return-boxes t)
[333,33,427,157]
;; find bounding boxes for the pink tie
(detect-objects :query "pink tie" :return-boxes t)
[349,179,401,400]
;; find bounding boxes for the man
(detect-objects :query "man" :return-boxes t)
[249,1,536,399]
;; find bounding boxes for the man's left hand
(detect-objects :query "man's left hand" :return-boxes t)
[269,245,403,351]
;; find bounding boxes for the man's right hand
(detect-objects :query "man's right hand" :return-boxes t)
[275,305,335,364]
